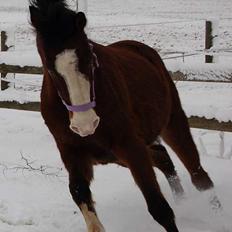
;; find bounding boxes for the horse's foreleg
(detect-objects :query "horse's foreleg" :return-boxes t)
[57,144,105,232]
[115,137,179,232]
[69,171,105,232]
[150,144,184,199]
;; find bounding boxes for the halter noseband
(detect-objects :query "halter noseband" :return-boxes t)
[50,42,99,113]
[61,96,96,112]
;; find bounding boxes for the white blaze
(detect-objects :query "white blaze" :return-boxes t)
[55,49,90,106]
[55,49,99,137]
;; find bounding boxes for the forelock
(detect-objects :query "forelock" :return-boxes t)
[29,0,77,46]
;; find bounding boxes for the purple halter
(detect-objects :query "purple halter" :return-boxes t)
[61,97,96,112]
[61,76,96,112]
[51,42,99,113]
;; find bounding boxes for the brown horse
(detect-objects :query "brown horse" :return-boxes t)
[29,0,215,231]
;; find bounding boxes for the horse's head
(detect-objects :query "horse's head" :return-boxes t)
[29,0,100,137]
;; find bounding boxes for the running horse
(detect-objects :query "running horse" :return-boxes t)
[29,0,215,231]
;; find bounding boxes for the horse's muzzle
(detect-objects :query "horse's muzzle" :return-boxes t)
[70,114,100,137]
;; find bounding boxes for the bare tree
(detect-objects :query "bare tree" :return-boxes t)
[0,152,64,177]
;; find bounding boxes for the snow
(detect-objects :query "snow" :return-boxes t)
[1,0,232,53]
[165,60,232,75]
[0,108,232,232]
[0,51,41,67]
[176,82,232,122]
[0,87,40,103]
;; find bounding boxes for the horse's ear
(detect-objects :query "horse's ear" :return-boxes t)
[29,6,41,28]
[76,12,87,31]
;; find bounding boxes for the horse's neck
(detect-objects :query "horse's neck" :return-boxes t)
[42,71,61,104]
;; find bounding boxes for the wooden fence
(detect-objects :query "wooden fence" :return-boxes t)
[1,21,232,132]
[0,62,231,132]
[0,63,231,83]
[1,98,231,132]
[1,31,9,90]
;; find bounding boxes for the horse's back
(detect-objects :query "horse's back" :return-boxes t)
[108,40,163,66]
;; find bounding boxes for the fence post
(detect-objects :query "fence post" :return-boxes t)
[1,31,9,90]
[76,0,78,11]
[77,0,89,34]
[77,0,88,13]
[205,21,213,63]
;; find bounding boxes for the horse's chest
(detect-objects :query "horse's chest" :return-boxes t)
[91,149,118,165]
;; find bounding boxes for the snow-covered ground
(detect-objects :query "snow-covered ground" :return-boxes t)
[0,1,232,231]
[1,0,232,53]
[0,108,232,232]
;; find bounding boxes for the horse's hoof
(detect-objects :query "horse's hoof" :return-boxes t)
[191,167,214,191]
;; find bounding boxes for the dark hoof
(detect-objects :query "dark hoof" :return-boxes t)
[166,223,180,232]
[191,167,214,191]
[148,194,179,232]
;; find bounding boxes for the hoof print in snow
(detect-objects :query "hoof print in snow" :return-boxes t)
[0,201,35,226]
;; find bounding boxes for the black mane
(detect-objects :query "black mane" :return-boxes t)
[29,0,77,46]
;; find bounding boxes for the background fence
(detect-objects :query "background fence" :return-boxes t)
[0,20,232,132]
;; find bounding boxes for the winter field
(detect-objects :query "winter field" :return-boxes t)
[0,0,232,232]
[0,109,232,232]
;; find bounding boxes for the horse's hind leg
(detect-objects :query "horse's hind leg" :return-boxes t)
[161,108,214,191]
[150,143,184,199]
[115,136,179,232]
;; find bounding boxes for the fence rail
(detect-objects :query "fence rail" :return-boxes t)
[0,62,232,133]
[0,63,42,75]
[1,100,231,132]
[1,63,232,83]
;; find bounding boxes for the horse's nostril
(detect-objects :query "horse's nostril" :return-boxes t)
[93,118,100,129]
[70,125,80,134]
[70,117,100,137]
